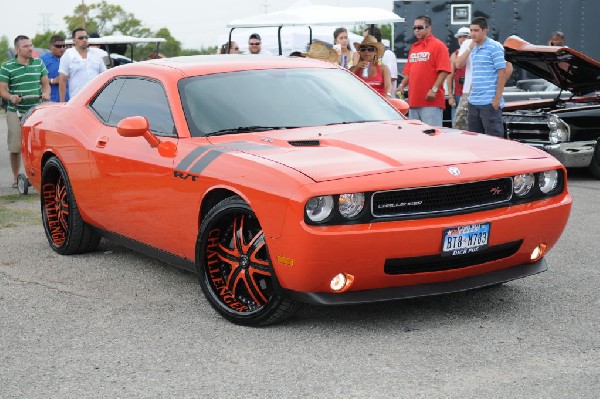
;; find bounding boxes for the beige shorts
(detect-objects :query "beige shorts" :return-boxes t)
[6,111,21,153]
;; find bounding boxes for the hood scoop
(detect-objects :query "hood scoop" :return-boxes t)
[288,140,321,147]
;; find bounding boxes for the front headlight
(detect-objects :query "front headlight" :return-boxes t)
[548,114,570,144]
[305,196,334,222]
[539,170,559,194]
[338,193,365,219]
[513,173,535,197]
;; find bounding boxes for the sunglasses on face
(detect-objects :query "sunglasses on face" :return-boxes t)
[232,47,240,50]
[359,46,376,52]
[76,35,89,40]
[249,42,261,46]
[413,25,428,30]
[53,44,66,48]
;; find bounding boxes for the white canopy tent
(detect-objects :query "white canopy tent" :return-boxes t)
[225,5,404,55]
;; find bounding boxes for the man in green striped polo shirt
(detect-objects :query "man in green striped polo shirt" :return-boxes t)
[0,35,50,188]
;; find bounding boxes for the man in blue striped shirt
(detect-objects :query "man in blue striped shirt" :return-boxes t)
[466,17,508,137]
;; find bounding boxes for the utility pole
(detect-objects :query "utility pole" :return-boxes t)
[261,0,270,13]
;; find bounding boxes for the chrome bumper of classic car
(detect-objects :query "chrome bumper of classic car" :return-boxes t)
[284,259,547,305]
[526,140,596,168]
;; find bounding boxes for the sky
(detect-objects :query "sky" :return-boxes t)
[3,0,394,50]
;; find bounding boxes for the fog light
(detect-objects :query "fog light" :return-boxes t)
[530,244,547,261]
[330,272,355,293]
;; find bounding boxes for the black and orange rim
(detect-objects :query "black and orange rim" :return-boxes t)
[204,211,273,314]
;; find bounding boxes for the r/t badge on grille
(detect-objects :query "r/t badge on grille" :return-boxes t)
[447,166,461,176]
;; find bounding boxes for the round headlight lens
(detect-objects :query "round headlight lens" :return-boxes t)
[539,170,559,194]
[513,173,535,197]
[305,196,334,222]
[548,115,569,144]
[339,193,365,219]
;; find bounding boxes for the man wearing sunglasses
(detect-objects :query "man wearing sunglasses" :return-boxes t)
[396,16,451,127]
[40,35,69,102]
[246,33,272,55]
[58,28,107,101]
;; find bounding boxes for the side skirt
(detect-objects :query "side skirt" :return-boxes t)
[95,228,197,273]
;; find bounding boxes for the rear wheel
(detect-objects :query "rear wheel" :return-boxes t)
[196,196,299,326]
[41,157,101,254]
[589,140,600,179]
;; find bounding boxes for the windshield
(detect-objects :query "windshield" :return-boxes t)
[179,68,402,137]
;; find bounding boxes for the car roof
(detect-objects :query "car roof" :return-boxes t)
[110,54,340,77]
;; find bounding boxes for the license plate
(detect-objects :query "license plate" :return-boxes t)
[442,222,490,256]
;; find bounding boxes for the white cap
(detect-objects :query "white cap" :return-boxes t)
[455,27,471,38]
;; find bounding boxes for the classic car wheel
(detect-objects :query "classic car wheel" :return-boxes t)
[197,196,299,326]
[41,157,101,255]
[17,174,29,195]
[589,142,600,179]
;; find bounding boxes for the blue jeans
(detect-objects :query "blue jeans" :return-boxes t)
[467,104,504,137]
[408,106,443,127]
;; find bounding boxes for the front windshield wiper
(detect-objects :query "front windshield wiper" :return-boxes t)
[205,126,299,136]
[324,120,376,126]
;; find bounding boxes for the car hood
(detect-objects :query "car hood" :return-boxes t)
[504,35,600,96]
[206,121,545,182]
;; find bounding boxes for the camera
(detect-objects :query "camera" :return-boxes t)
[458,76,465,85]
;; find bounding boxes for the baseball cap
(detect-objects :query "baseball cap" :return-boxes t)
[455,27,470,38]
[249,33,261,41]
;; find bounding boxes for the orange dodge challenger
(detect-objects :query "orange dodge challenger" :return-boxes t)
[21,55,571,326]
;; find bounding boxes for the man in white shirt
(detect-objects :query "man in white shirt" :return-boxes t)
[58,28,107,101]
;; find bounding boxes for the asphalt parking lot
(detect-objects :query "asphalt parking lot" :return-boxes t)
[1,113,599,397]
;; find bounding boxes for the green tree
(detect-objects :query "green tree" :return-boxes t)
[0,35,9,64]
[32,31,68,50]
[63,0,151,37]
[355,24,393,42]
[153,27,181,57]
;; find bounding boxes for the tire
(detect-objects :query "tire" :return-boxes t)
[17,174,29,195]
[41,157,101,255]
[589,141,600,179]
[196,196,299,326]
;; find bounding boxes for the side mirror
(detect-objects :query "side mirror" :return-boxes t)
[388,98,409,115]
[116,116,177,158]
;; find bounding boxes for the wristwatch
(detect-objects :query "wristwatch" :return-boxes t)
[431,86,439,93]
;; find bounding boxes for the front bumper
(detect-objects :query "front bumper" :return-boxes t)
[527,140,596,168]
[267,191,571,297]
[285,259,546,305]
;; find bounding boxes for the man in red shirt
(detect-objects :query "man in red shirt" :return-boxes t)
[397,16,451,127]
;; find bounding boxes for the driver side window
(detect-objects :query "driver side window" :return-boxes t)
[90,77,176,136]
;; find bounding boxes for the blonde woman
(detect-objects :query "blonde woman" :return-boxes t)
[350,35,391,97]
[332,27,355,68]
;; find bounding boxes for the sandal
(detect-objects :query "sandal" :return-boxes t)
[12,182,18,189]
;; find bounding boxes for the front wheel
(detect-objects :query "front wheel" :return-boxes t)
[196,196,299,326]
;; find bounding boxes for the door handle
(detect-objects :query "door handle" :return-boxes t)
[96,136,109,148]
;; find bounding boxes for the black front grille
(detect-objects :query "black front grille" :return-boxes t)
[505,122,550,141]
[372,178,513,217]
[384,240,523,275]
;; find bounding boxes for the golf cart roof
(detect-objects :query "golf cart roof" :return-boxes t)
[65,35,167,45]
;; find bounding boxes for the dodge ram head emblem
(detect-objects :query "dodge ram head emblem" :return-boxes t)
[447,166,461,176]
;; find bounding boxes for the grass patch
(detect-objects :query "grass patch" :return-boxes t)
[0,193,41,228]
